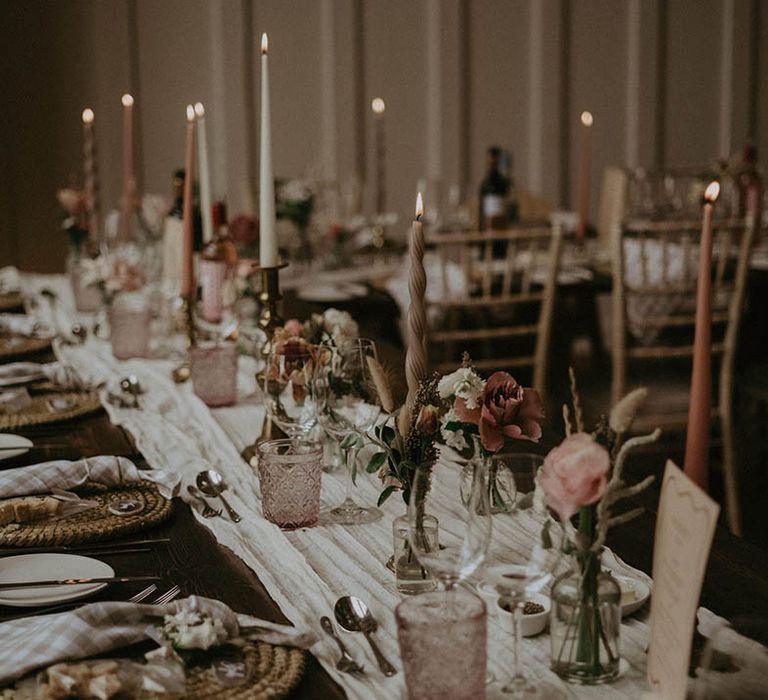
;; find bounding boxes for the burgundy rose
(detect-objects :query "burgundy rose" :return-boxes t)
[455,371,543,452]
[229,215,259,246]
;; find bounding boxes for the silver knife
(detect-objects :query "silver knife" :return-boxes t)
[0,538,171,556]
[0,575,160,590]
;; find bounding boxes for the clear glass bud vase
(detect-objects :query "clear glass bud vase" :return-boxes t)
[393,512,438,595]
[550,551,621,684]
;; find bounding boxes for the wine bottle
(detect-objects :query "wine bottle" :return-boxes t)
[478,146,510,230]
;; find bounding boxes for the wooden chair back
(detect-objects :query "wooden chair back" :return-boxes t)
[424,225,566,400]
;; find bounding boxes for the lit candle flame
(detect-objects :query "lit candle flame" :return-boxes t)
[580,111,593,127]
[82,108,94,125]
[194,102,205,118]
[415,192,423,220]
[186,104,195,122]
[261,33,268,54]
[371,97,386,115]
[704,181,720,203]
[121,94,134,108]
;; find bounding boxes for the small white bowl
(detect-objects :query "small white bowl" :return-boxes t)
[496,593,551,637]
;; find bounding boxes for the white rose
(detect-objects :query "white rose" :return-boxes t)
[437,368,485,409]
[443,427,468,452]
[323,308,359,342]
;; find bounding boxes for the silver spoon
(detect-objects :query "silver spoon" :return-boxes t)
[196,470,242,523]
[334,596,397,676]
[187,484,221,518]
[321,616,365,674]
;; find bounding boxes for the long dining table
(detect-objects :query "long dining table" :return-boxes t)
[1,274,767,699]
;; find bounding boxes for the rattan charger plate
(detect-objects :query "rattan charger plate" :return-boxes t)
[0,391,101,430]
[141,642,306,699]
[0,336,51,360]
[0,294,23,312]
[0,480,172,547]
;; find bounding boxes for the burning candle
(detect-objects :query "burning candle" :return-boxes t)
[81,108,99,241]
[405,192,427,416]
[576,110,593,244]
[259,33,277,267]
[683,181,720,490]
[181,105,196,299]
[372,97,386,214]
[194,102,213,244]
[119,94,135,240]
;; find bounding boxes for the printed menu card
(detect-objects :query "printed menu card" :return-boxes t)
[647,460,720,699]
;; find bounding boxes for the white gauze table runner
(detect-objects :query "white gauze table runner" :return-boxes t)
[19,273,662,699]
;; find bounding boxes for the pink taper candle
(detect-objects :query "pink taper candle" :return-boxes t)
[405,192,427,412]
[119,94,135,240]
[575,111,593,244]
[683,181,720,490]
[81,108,99,241]
[181,105,196,299]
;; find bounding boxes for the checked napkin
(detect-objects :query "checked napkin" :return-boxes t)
[0,595,317,685]
[0,456,179,500]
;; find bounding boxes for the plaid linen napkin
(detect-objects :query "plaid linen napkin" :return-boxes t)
[0,595,316,685]
[0,456,179,500]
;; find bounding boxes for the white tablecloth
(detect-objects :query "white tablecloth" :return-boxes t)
[16,273,664,699]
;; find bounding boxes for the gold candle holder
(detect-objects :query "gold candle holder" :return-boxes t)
[256,260,289,334]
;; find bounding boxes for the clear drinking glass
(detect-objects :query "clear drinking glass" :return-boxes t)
[190,341,239,407]
[312,338,385,524]
[396,589,487,700]
[484,500,565,696]
[407,455,492,590]
[256,439,323,528]
[263,339,319,440]
[108,295,150,360]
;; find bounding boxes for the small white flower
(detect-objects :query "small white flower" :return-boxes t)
[322,308,359,343]
[443,427,468,452]
[437,368,485,409]
[279,179,313,202]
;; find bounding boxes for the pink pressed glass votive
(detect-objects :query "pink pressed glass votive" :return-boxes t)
[256,439,323,529]
[396,590,487,700]
[109,307,150,360]
[189,341,239,407]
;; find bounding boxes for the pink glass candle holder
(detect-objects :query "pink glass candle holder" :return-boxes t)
[189,341,239,407]
[396,590,487,700]
[108,300,150,360]
[256,439,323,529]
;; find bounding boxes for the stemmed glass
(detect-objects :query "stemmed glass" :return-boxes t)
[484,498,565,696]
[263,338,319,441]
[312,338,386,524]
[407,457,493,590]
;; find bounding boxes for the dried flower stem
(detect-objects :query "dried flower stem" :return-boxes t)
[562,404,573,437]
[568,367,585,433]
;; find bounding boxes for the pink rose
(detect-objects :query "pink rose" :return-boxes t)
[538,433,610,523]
[112,261,144,292]
[284,319,303,337]
[57,188,86,216]
[454,371,543,452]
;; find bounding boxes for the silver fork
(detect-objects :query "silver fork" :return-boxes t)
[187,485,222,518]
[0,583,159,622]
[152,585,181,605]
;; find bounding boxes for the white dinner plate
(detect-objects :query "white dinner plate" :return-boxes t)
[296,283,368,302]
[0,433,33,461]
[0,554,114,607]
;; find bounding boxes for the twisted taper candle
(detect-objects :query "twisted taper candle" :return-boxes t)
[404,192,427,425]
[82,109,100,242]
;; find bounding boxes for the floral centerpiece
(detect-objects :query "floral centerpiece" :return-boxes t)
[276,178,315,261]
[82,257,146,307]
[539,369,659,684]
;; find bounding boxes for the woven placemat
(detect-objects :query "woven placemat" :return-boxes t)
[0,391,101,430]
[0,336,51,360]
[141,642,305,699]
[0,480,172,547]
[0,294,23,312]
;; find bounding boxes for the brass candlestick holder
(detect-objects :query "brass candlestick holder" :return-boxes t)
[170,293,196,384]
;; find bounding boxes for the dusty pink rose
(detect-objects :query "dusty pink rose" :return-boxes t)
[538,433,610,522]
[454,371,544,452]
[229,215,259,246]
[284,319,303,337]
[57,188,86,215]
[112,261,145,292]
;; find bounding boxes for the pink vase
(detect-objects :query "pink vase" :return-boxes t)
[109,306,150,360]
[189,342,239,407]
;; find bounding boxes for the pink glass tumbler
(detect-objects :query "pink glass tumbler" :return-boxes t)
[396,590,487,700]
[256,439,323,528]
[109,306,150,360]
[189,341,239,407]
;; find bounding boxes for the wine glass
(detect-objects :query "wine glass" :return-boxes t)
[312,338,386,524]
[262,338,319,440]
[484,502,565,697]
[407,456,493,591]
